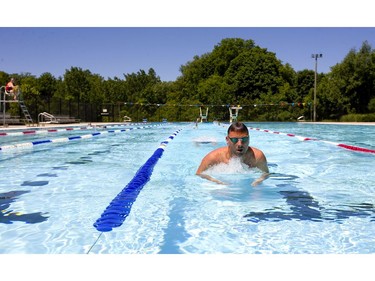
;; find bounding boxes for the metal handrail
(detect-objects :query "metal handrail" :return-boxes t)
[38,112,58,124]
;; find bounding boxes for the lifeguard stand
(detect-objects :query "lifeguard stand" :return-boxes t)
[199,106,209,122]
[1,86,33,127]
[229,106,242,123]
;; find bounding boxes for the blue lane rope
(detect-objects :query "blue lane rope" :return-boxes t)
[93,129,182,232]
[0,124,163,151]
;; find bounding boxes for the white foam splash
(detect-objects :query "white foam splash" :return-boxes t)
[207,157,256,175]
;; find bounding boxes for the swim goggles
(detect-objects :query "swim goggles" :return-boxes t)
[228,136,249,143]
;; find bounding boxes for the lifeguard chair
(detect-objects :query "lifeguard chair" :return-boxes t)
[229,106,242,123]
[1,85,33,127]
[199,107,209,122]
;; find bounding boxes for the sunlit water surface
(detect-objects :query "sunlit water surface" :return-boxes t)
[0,122,374,254]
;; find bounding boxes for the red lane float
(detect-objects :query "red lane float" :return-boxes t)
[249,127,375,155]
[337,143,375,154]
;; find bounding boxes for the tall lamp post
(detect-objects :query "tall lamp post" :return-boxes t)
[311,53,322,122]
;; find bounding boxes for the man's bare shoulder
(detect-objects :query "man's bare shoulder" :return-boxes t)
[196,146,228,174]
[203,146,228,162]
[249,146,265,155]
[211,146,227,152]
[205,146,227,156]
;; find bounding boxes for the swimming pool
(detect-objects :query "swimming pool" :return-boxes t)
[0,122,374,254]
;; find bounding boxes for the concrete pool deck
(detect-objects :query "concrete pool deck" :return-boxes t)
[304,122,375,126]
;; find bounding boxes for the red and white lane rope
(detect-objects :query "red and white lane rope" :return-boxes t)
[248,126,375,155]
[0,124,163,151]
[0,126,91,137]
[0,122,149,137]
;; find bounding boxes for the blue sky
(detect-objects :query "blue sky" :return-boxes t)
[1,27,375,82]
[1,1,375,83]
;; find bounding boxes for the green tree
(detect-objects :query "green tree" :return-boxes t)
[316,74,346,120]
[197,75,232,120]
[63,67,92,118]
[296,69,314,99]
[19,74,40,119]
[38,72,57,112]
[122,68,162,121]
[209,38,255,76]
[368,97,375,112]
[104,77,127,103]
[330,41,375,114]
[225,46,284,102]
[0,71,11,87]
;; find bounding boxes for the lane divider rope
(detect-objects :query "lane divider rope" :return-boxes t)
[0,126,91,137]
[248,126,375,154]
[0,122,151,137]
[0,124,163,151]
[92,129,182,233]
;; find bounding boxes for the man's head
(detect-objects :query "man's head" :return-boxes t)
[226,122,250,156]
[227,122,248,135]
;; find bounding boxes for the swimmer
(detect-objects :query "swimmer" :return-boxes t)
[194,118,200,129]
[193,136,218,146]
[196,122,269,187]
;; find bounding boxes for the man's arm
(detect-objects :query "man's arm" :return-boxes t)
[196,149,227,185]
[196,173,227,185]
[251,172,270,187]
[251,151,270,187]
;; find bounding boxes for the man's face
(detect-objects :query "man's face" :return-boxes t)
[226,132,250,156]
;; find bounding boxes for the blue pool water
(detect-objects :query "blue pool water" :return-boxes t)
[0,122,374,254]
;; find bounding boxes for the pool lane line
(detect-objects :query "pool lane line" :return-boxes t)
[0,124,164,151]
[0,126,92,137]
[92,129,182,234]
[248,127,375,154]
[0,122,151,137]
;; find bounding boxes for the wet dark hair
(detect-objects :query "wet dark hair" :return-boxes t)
[227,122,249,135]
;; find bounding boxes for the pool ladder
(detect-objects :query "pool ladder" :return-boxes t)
[19,98,33,125]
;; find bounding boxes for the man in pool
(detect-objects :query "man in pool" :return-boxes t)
[196,122,269,187]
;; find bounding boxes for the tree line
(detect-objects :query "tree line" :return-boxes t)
[1,38,375,123]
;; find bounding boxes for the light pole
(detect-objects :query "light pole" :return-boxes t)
[312,53,322,122]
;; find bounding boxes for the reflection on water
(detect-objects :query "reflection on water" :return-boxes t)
[244,183,375,223]
[0,122,374,254]
[0,190,49,224]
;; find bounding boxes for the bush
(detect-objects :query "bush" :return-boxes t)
[340,113,375,122]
